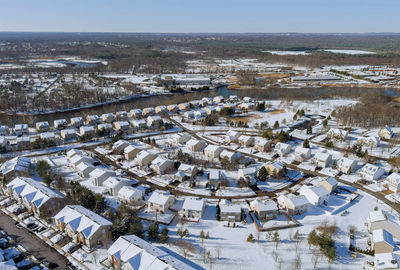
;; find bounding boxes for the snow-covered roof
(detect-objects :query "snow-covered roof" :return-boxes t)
[314,152,332,161]
[373,229,395,247]
[387,173,400,184]
[361,163,384,174]
[369,210,387,223]
[321,177,338,187]
[220,149,239,159]
[204,144,222,152]
[54,205,111,239]
[107,235,196,270]
[275,142,290,151]
[337,157,357,167]
[220,204,241,214]
[118,186,142,199]
[295,147,311,155]
[182,198,205,212]
[250,200,278,212]
[103,177,131,189]
[289,195,310,207]
[147,190,173,206]
[7,176,64,208]
[89,168,116,179]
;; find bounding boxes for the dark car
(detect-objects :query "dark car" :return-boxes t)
[42,260,59,269]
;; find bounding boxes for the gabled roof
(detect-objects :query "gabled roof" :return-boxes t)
[182,198,205,212]
[147,191,173,206]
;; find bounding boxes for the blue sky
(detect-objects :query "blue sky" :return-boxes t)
[0,0,399,33]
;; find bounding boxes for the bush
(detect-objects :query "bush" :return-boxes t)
[247,233,254,242]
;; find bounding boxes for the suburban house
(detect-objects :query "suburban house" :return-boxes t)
[220,149,241,162]
[100,113,116,123]
[76,162,95,178]
[79,126,96,137]
[97,123,113,134]
[151,157,175,174]
[356,136,380,147]
[225,130,240,143]
[53,119,67,129]
[178,103,190,111]
[277,195,310,215]
[299,186,330,206]
[387,173,400,192]
[118,186,143,204]
[194,110,207,120]
[113,121,130,132]
[103,177,132,196]
[40,132,58,144]
[367,210,400,239]
[14,124,28,136]
[69,155,94,169]
[136,151,157,168]
[142,107,155,117]
[0,156,31,180]
[147,190,175,213]
[70,117,83,127]
[337,157,358,174]
[359,163,385,181]
[204,107,217,115]
[90,168,117,186]
[249,200,279,221]
[0,125,10,136]
[116,111,128,120]
[16,136,31,150]
[171,133,191,146]
[107,235,196,270]
[312,152,332,168]
[86,115,100,125]
[238,167,258,181]
[60,129,77,140]
[155,105,167,114]
[54,205,112,249]
[35,121,50,132]
[238,135,254,147]
[294,147,311,162]
[186,139,207,152]
[254,138,272,153]
[5,176,65,218]
[113,140,130,154]
[204,145,224,160]
[209,170,226,189]
[379,126,394,140]
[180,198,206,220]
[263,161,285,178]
[327,128,348,140]
[317,177,338,193]
[274,142,291,157]
[130,119,147,130]
[66,149,82,159]
[129,109,143,119]
[213,96,224,103]
[220,203,242,222]
[167,104,178,112]
[176,164,198,181]
[146,116,163,128]
[124,145,141,160]
[372,229,396,254]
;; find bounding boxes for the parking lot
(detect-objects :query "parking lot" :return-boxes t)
[0,211,70,269]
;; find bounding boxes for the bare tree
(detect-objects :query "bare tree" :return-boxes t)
[174,240,196,259]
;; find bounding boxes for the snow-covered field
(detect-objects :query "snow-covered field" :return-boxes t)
[323,49,376,55]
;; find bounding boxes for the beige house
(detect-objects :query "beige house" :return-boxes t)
[167,104,178,112]
[151,157,175,174]
[277,195,310,216]
[186,139,207,152]
[54,205,112,249]
[204,145,224,160]
[263,161,285,178]
[113,121,130,132]
[61,129,77,140]
[136,150,157,167]
[35,121,49,132]
[100,113,116,123]
[254,138,272,153]
[368,210,400,239]
[16,136,31,150]
[294,147,311,162]
[238,135,254,146]
[124,145,141,160]
[220,203,242,222]
[142,107,155,117]
[379,126,394,140]
[337,157,357,174]
[155,105,167,114]
[249,200,278,221]
[180,198,206,220]
[387,173,400,192]
[79,126,96,137]
[317,177,338,193]
[372,229,395,254]
[129,109,142,119]
[86,115,100,125]
[70,117,83,127]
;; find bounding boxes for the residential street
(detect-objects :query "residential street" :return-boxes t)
[0,211,70,269]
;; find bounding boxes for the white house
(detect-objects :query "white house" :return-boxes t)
[254,138,272,153]
[367,210,400,239]
[69,155,94,169]
[60,129,77,140]
[90,168,117,186]
[186,139,207,152]
[129,109,142,119]
[312,152,332,168]
[100,113,116,123]
[40,132,58,143]
[146,116,163,128]
[103,177,133,196]
[86,115,100,125]
[180,198,206,220]
[220,149,241,162]
[97,123,113,134]
[356,136,380,147]
[136,151,157,167]
[16,136,31,150]
[113,121,130,132]
[238,167,258,181]
[274,142,291,157]
[107,235,195,270]
[299,186,330,206]
[220,203,242,222]
[337,157,358,174]
[151,157,175,174]
[70,117,83,127]
[113,140,130,154]
[225,130,240,143]
[76,162,96,178]
[130,119,147,130]
[387,173,400,192]
[204,145,224,160]
[184,111,194,119]
[53,119,67,129]
[238,135,254,147]
[147,190,175,213]
[379,126,394,140]
[249,200,278,221]
[213,96,224,103]
[79,126,95,137]
[167,104,178,112]
[116,111,128,120]
[372,229,396,254]
[35,121,49,132]
[294,147,311,162]
[118,186,143,204]
[317,177,338,193]
[142,107,155,117]
[327,128,348,140]
[359,163,385,181]
[176,164,198,181]
[277,195,310,215]
[171,133,191,146]
[124,145,141,160]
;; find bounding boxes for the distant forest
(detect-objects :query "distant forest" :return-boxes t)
[2,33,400,73]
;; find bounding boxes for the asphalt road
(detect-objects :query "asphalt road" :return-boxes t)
[0,211,70,269]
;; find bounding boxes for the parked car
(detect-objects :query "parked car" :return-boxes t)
[42,260,58,269]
